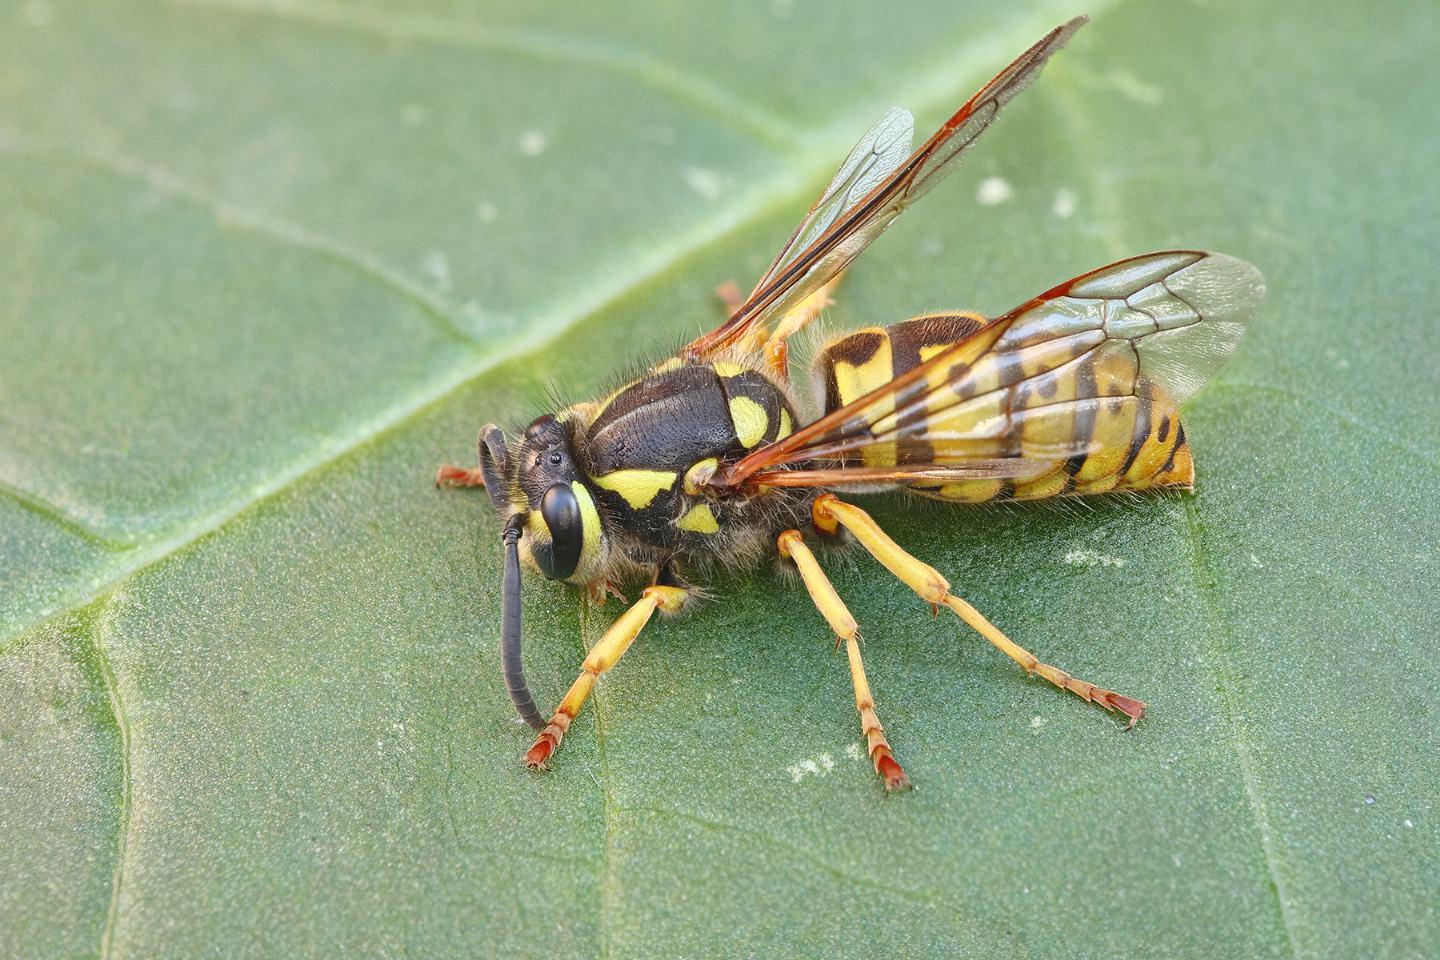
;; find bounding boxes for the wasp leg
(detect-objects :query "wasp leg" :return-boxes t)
[778,530,910,790]
[525,580,690,770]
[435,464,486,488]
[759,273,846,381]
[714,280,745,314]
[812,495,1147,727]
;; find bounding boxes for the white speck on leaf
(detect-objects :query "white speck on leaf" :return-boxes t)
[1250,553,1264,568]
[1052,188,1078,218]
[519,129,549,156]
[400,103,429,126]
[788,754,836,783]
[976,176,1014,206]
[1030,715,1048,730]
[1064,548,1127,568]
[476,201,498,223]
[682,166,723,200]
[422,251,452,292]
[845,742,863,761]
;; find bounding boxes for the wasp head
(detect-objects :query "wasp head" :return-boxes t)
[479,414,609,585]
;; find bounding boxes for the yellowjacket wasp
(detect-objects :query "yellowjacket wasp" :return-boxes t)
[438,15,1265,790]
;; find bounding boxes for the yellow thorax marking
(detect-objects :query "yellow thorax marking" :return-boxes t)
[676,503,720,534]
[776,407,793,440]
[918,344,951,363]
[711,360,747,378]
[683,457,719,495]
[728,395,768,448]
[589,378,637,422]
[592,469,677,509]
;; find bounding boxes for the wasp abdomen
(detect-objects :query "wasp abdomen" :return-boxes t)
[815,313,1193,502]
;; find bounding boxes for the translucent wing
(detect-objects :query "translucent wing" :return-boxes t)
[749,107,915,299]
[683,15,1088,360]
[712,251,1267,490]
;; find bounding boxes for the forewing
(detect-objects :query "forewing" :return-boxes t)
[682,15,1088,360]
[750,107,915,299]
[716,251,1266,489]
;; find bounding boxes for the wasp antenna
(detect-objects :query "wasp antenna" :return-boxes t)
[501,513,547,730]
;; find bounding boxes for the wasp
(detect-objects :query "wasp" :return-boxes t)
[437,15,1265,790]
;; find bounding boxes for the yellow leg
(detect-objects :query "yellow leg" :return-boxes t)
[812,495,1147,726]
[525,584,688,769]
[757,273,846,381]
[778,530,910,790]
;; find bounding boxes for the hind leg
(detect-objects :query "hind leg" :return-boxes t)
[811,495,1146,726]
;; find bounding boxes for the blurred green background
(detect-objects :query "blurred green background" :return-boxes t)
[2,1,1437,958]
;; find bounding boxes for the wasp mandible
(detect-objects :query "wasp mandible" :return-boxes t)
[437,15,1265,790]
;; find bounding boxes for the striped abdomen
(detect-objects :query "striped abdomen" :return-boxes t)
[814,314,1193,503]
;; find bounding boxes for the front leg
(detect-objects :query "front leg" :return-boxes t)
[526,568,694,770]
[435,464,486,487]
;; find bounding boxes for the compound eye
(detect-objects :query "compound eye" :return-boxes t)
[537,483,582,581]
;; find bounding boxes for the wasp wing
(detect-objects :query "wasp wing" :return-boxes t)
[749,107,915,301]
[713,251,1266,490]
[682,15,1088,360]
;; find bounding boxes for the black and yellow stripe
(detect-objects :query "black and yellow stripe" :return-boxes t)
[813,313,1193,503]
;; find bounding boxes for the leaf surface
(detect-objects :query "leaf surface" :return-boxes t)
[2,2,1437,958]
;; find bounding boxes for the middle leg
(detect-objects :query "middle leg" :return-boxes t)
[778,529,910,790]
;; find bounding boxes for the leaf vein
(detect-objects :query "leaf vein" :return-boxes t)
[92,595,134,960]
[1181,499,1304,960]
[169,0,808,154]
[0,135,471,346]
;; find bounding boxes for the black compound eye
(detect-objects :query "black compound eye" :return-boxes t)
[537,483,582,581]
[548,452,563,466]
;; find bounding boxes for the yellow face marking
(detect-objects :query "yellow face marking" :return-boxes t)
[676,503,720,534]
[728,395,769,449]
[570,482,603,580]
[776,407,793,441]
[592,468,677,510]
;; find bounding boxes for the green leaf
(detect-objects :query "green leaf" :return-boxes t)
[3,1,1436,958]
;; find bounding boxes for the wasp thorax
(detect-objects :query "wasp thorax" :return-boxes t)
[511,414,607,583]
